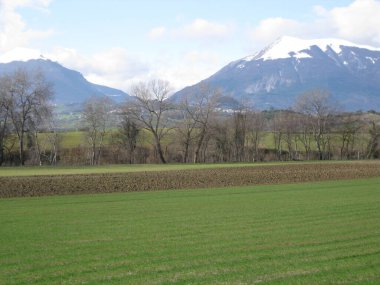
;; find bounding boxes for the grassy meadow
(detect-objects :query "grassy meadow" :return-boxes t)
[1,178,380,284]
[0,162,261,176]
[0,160,351,177]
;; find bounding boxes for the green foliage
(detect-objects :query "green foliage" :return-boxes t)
[1,178,380,284]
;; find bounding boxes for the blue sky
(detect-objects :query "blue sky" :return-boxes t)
[1,0,379,91]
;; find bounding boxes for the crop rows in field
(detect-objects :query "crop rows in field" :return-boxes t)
[1,162,380,198]
[1,178,380,284]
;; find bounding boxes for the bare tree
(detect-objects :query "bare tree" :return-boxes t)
[281,111,300,160]
[184,85,220,163]
[366,121,380,159]
[40,119,61,166]
[47,130,60,165]
[126,80,172,163]
[294,113,313,160]
[6,69,53,165]
[83,96,113,165]
[116,115,140,164]
[247,111,265,162]
[176,98,199,163]
[336,115,361,160]
[272,111,284,160]
[28,103,54,166]
[232,109,247,162]
[211,117,231,162]
[0,75,12,165]
[295,90,335,160]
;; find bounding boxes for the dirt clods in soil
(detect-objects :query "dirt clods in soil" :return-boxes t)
[1,162,380,198]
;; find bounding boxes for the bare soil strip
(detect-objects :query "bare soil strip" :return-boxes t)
[1,162,380,198]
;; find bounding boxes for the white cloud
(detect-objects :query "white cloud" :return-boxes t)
[248,0,380,49]
[322,0,380,45]
[182,18,233,40]
[249,17,306,45]
[148,26,166,40]
[0,44,221,93]
[146,50,226,91]
[149,18,233,42]
[142,19,234,90]
[0,0,53,52]
[0,47,43,62]
[6,0,379,95]
[46,47,150,92]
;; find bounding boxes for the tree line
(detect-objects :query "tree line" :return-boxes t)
[1,71,379,166]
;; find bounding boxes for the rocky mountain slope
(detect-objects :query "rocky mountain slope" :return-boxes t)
[171,36,380,111]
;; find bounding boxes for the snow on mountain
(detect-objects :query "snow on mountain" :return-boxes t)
[172,36,380,111]
[244,36,380,61]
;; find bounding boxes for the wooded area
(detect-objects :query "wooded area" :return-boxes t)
[1,71,380,166]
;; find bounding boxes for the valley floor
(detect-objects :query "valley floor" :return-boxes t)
[1,178,380,284]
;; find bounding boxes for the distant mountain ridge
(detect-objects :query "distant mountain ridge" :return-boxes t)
[171,36,380,111]
[0,58,130,104]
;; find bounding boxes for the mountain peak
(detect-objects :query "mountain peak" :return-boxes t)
[173,35,380,111]
[0,57,130,104]
[244,36,380,61]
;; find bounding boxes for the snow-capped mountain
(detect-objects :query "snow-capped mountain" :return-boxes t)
[0,57,130,104]
[171,36,380,111]
[244,36,379,61]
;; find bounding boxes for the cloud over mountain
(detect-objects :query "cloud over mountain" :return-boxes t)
[249,0,380,48]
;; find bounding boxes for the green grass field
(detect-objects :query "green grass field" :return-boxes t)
[0,162,260,176]
[1,178,379,284]
[0,160,353,177]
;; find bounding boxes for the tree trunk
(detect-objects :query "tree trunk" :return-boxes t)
[183,141,189,163]
[194,128,206,163]
[315,133,323,160]
[34,131,42,166]
[0,143,4,166]
[91,143,96,165]
[154,135,166,164]
[50,133,58,166]
[19,134,24,166]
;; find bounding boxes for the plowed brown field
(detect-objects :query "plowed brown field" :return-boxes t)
[1,162,380,198]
